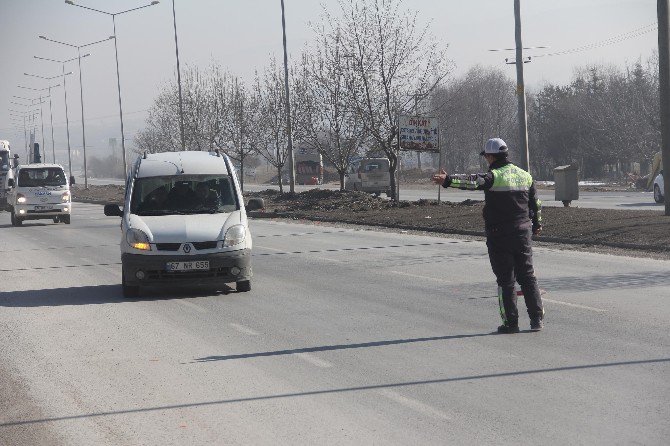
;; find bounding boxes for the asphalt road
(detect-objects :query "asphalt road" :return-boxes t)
[1,204,668,445]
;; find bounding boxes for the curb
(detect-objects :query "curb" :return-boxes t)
[250,210,667,254]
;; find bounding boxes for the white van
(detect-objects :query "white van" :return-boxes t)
[345,157,391,196]
[6,163,72,226]
[104,150,262,297]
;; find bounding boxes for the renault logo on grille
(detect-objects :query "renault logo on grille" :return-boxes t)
[183,243,192,253]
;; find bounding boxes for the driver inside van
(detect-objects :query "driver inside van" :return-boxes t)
[195,182,219,208]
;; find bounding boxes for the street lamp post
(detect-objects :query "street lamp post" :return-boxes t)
[172,0,185,151]
[39,35,113,189]
[65,0,160,174]
[32,58,79,180]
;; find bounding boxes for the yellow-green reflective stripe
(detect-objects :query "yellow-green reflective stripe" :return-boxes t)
[491,164,533,192]
[498,286,507,323]
[451,179,478,189]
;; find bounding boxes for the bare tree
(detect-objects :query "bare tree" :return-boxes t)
[302,27,367,189]
[212,73,259,191]
[328,0,449,201]
[253,58,291,193]
[431,66,517,173]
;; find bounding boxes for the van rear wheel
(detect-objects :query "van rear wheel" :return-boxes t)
[236,280,251,292]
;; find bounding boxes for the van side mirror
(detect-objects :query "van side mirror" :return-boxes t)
[70,175,75,185]
[7,178,14,188]
[13,154,19,168]
[246,197,264,211]
[104,204,123,217]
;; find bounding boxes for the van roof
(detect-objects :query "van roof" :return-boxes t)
[136,151,231,178]
[19,163,64,169]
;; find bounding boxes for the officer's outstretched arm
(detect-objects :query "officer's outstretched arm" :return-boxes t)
[444,172,493,191]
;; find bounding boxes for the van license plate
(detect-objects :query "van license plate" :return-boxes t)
[166,261,209,272]
[34,205,54,210]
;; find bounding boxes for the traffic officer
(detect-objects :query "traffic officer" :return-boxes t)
[431,138,544,333]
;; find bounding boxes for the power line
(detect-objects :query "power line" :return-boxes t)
[0,108,149,133]
[534,23,657,58]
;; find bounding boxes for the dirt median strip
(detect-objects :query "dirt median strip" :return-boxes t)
[73,185,670,258]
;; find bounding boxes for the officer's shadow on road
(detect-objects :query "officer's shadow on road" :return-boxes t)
[0,285,233,307]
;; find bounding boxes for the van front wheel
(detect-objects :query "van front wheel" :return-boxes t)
[236,280,251,292]
[654,184,664,203]
[10,210,22,226]
[122,271,140,298]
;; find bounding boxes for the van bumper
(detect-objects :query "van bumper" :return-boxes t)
[121,249,252,287]
[14,204,72,220]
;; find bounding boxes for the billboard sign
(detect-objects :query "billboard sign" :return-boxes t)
[398,115,439,152]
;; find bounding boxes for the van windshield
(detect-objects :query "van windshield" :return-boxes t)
[17,168,67,187]
[130,175,238,216]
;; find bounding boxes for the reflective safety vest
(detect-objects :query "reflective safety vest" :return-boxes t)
[490,164,533,192]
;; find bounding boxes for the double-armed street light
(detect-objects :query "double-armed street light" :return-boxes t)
[64,0,160,175]
[39,35,114,188]
[19,81,63,164]
[28,64,77,179]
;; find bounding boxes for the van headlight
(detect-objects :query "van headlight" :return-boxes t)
[62,191,71,202]
[126,228,151,251]
[222,225,245,247]
[16,193,26,204]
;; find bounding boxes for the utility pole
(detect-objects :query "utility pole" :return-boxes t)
[280,0,296,193]
[658,0,670,216]
[514,0,530,172]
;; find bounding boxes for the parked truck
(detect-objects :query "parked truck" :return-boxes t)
[295,149,323,185]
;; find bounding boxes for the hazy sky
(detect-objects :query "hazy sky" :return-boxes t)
[0,0,658,159]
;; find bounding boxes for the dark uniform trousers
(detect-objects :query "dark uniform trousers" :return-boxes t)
[486,228,544,326]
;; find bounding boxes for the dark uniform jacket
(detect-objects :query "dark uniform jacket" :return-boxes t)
[442,159,542,236]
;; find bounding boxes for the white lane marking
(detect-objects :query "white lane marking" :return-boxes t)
[229,323,260,336]
[176,299,208,313]
[294,353,334,368]
[257,245,344,263]
[390,270,452,284]
[256,245,285,252]
[377,389,452,420]
[543,298,607,313]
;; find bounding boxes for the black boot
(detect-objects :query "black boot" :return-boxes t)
[497,323,520,334]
